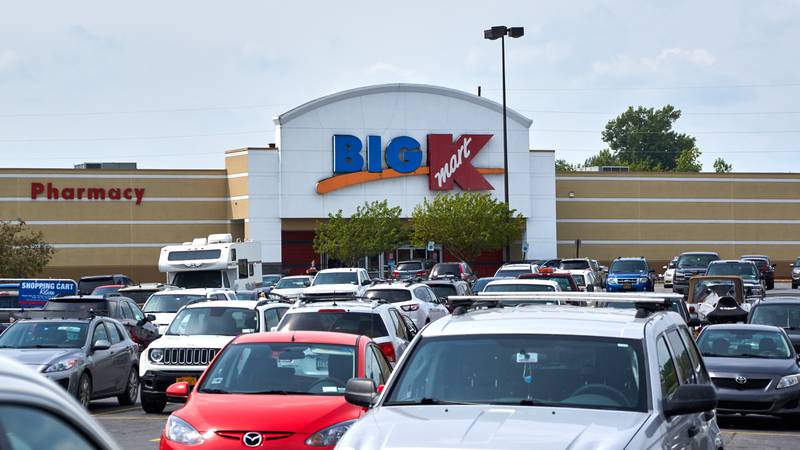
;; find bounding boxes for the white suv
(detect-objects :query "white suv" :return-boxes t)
[338,293,723,450]
[142,288,236,334]
[494,263,539,278]
[303,268,371,299]
[364,281,449,328]
[277,299,413,365]
[139,300,259,413]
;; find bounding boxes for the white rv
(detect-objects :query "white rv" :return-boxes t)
[158,234,262,291]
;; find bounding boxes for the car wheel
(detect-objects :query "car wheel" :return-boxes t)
[141,393,166,414]
[793,282,798,290]
[117,368,139,406]
[768,280,774,290]
[76,373,92,408]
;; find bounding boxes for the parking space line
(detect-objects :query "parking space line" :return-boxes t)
[91,406,141,416]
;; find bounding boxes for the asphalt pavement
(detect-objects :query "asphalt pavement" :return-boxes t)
[92,282,800,450]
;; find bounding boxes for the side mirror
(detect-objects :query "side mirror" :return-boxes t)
[303,280,311,287]
[166,382,190,403]
[662,266,667,270]
[92,340,111,351]
[586,285,595,292]
[687,316,702,328]
[146,314,157,322]
[344,378,377,408]
[662,384,717,418]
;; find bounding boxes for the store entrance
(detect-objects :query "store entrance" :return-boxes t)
[394,245,441,264]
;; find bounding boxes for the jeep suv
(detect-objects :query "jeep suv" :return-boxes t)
[338,293,722,449]
[672,252,720,295]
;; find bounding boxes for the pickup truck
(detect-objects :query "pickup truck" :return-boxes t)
[672,252,720,295]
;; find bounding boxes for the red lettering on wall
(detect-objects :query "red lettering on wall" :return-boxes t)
[28,183,145,205]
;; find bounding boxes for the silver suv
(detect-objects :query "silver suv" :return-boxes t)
[338,293,722,450]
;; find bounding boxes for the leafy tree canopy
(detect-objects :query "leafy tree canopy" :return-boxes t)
[0,220,55,278]
[713,157,733,173]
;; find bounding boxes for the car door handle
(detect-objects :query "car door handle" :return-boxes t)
[687,424,700,438]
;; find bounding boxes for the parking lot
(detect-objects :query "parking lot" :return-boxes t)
[87,282,800,450]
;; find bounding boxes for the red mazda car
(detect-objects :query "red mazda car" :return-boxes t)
[159,331,392,449]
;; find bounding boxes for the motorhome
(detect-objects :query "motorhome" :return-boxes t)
[158,234,262,291]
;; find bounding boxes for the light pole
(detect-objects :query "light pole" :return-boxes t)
[484,25,524,262]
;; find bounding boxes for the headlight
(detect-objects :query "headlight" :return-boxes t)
[776,374,800,390]
[149,348,164,363]
[637,277,649,284]
[165,415,204,445]
[607,277,618,284]
[401,304,419,311]
[305,419,357,446]
[43,358,80,373]
[793,268,800,273]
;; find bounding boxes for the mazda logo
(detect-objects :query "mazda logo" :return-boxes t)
[735,375,748,385]
[242,432,262,447]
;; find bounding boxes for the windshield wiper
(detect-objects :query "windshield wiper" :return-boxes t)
[735,353,771,359]
[30,344,62,348]
[492,399,559,407]
[199,388,230,394]
[387,398,481,406]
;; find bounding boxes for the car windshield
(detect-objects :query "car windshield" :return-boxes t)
[750,304,800,330]
[484,283,555,292]
[235,291,258,300]
[397,262,422,271]
[677,254,718,269]
[262,275,282,286]
[697,329,792,359]
[559,260,589,270]
[472,278,498,293]
[198,342,355,395]
[313,272,358,285]
[384,334,646,412]
[0,322,88,349]
[532,276,573,291]
[743,258,769,269]
[571,274,586,286]
[278,311,388,338]
[143,294,205,313]
[691,280,740,304]
[120,290,157,305]
[365,289,412,303]
[706,263,758,280]
[167,307,258,336]
[495,269,532,278]
[173,270,224,289]
[610,260,648,273]
[428,285,457,300]
[275,278,309,289]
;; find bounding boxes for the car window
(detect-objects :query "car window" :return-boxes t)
[389,309,409,341]
[167,307,258,336]
[365,346,386,386]
[92,322,109,345]
[666,330,696,384]
[697,328,793,359]
[656,336,679,397]
[263,308,282,330]
[0,405,101,450]
[678,327,709,383]
[278,312,389,338]
[365,289,412,303]
[128,302,145,321]
[106,321,123,344]
[412,287,429,302]
[119,302,133,320]
[750,304,800,329]
[375,344,393,379]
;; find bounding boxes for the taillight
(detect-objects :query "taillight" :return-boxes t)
[688,305,696,313]
[377,342,396,363]
[415,270,426,276]
[393,271,400,277]
[401,304,419,311]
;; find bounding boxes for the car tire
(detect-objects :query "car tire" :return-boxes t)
[141,393,166,414]
[793,282,798,290]
[117,368,139,406]
[76,372,92,408]
[767,280,774,290]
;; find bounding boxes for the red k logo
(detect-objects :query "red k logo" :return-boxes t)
[427,134,494,191]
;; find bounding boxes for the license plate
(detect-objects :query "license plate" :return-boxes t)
[176,376,197,385]
[623,284,633,290]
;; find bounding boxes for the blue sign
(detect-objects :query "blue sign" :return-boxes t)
[18,279,77,307]
[332,135,422,174]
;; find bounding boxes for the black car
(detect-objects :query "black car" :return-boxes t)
[392,260,434,279]
[672,252,720,295]
[43,295,159,349]
[749,298,800,353]
[422,279,472,312]
[78,274,135,295]
[116,283,179,307]
[429,262,477,285]
[741,255,775,290]
[0,314,140,408]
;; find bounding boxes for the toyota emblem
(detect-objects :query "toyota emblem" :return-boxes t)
[735,375,748,385]
[242,432,263,447]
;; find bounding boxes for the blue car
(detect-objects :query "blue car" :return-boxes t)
[605,257,656,292]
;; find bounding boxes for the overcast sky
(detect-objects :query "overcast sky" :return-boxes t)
[0,0,797,171]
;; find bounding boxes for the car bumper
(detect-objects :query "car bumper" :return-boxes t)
[606,283,649,292]
[792,272,800,282]
[41,367,82,396]
[159,433,331,449]
[715,384,800,415]
[141,370,204,397]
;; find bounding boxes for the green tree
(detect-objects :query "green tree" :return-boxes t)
[555,159,576,172]
[583,149,620,168]
[0,220,55,277]
[313,200,405,266]
[713,157,733,173]
[410,192,524,262]
[596,105,700,171]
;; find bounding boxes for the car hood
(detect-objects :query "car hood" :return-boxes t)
[0,348,82,369]
[178,393,362,434]
[270,287,305,297]
[148,334,237,349]
[340,405,647,450]
[704,356,800,376]
[304,284,359,294]
[609,272,648,278]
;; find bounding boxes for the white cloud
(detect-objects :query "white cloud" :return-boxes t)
[0,50,20,73]
[593,48,716,76]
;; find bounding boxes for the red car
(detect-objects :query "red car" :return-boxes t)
[159,331,391,449]
[519,269,580,291]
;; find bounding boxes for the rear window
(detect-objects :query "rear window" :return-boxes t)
[560,260,589,270]
[397,262,423,271]
[677,254,718,269]
[167,249,222,261]
[365,289,412,303]
[534,276,573,291]
[278,312,389,338]
[495,269,532,278]
[432,264,460,276]
[78,277,113,294]
[43,300,108,313]
[428,285,457,299]
[706,263,758,280]
[484,283,555,293]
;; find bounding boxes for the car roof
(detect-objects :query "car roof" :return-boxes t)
[741,255,769,259]
[522,272,570,278]
[152,288,230,296]
[702,324,785,333]
[498,263,535,268]
[485,279,559,287]
[711,260,752,264]
[561,258,589,262]
[80,274,125,280]
[366,282,426,290]
[754,298,800,305]
[679,252,719,256]
[422,306,658,339]
[290,301,386,312]
[280,275,312,279]
[423,279,463,285]
[233,331,362,346]
[118,283,175,291]
[613,257,646,261]
[185,300,256,309]
[317,268,362,273]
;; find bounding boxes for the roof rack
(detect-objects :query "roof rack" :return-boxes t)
[449,292,682,317]
[17,308,110,321]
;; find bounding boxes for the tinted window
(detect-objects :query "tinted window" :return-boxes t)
[656,336,679,397]
[365,289,412,303]
[313,272,358,285]
[119,302,133,319]
[677,254,718,269]
[275,277,310,289]
[198,343,355,395]
[91,286,121,296]
[397,262,423,271]
[697,329,792,359]
[143,294,205,313]
[167,307,258,336]
[559,260,590,270]
[78,277,114,294]
[494,269,533,278]
[107,321,123,344]
[0,322,88,349]
[385,334,646,412]
[706,263,758,280]
[472,278,497,293]
[610,260,648,273]
[484,283,555,292]
[431,264,460,276]
[666,330,695,384]
[0,405,100,450]
[428,285,457,300]
[750,304,800,329]
[531,276,573,291]
[389,309,409,340]
[278,312,389,338]
[167,249,221,261]
[679,327,709,383]
[173,270,223,288]
[263,308,282,330]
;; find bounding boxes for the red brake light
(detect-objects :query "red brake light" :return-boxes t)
[539,267,554,274]
[415,270,426,276]
[377,341,396,363]
[318,309,346,313]
[688,305,696,313]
